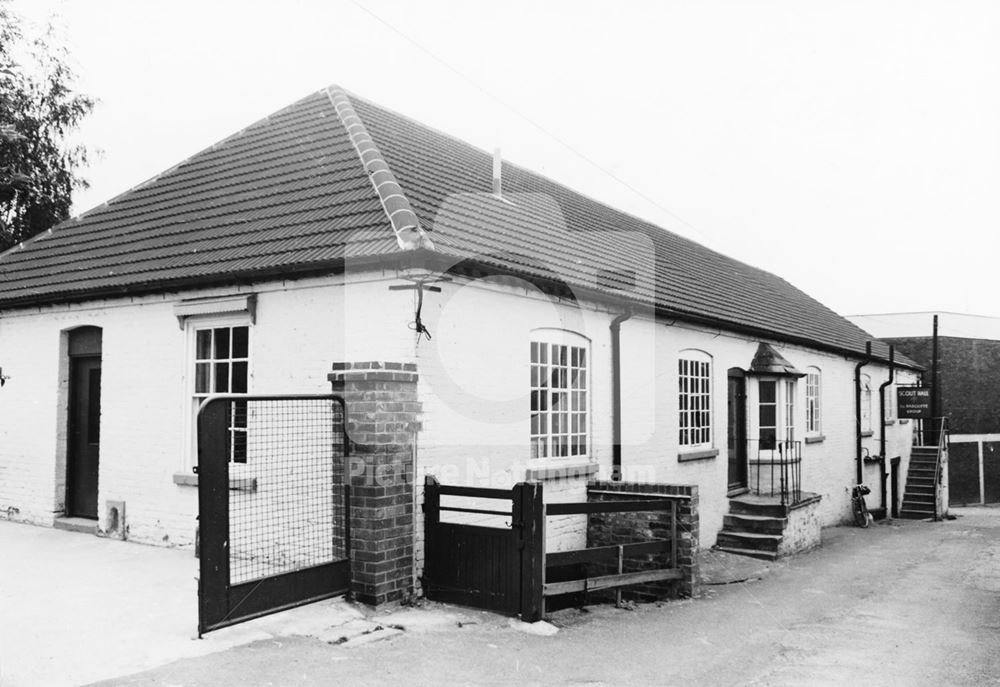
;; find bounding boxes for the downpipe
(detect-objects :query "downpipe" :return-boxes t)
[877,346,895,519]
[610,307,633,481]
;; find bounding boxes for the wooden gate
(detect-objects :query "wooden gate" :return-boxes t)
[422,477,683,622]
[197,394,351,635]
[422,477,543,620]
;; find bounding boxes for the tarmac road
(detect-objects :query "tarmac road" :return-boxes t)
[88,507,1000,687]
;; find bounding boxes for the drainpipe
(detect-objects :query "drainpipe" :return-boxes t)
[610,307,634,481]
[930,314,940,446]
[855,341,872,485]
[877,346,895,518]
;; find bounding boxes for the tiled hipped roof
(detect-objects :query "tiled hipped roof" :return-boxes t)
[0,85,899,364]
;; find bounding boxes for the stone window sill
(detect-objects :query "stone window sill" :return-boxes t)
[678,448,719,462]
[804,434,825,444]
[525,461,599,481]
[173,473,258,492]
[861,431,874,438]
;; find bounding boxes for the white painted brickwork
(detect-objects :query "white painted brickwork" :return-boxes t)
[0,274,411,547]
[0,265,915,558]
[411,273,915,552]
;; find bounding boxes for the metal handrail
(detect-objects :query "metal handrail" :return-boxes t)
[747,439,802,507]
[933,417,948,520]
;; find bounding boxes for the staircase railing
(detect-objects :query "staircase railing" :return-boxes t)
[933,417,948,520]
[747,439,802,507]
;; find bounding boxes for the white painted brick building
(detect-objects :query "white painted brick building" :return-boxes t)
[0,86,922,593]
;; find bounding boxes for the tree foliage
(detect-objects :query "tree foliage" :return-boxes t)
[0,1,94,251]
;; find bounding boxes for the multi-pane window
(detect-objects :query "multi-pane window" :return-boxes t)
[806,369,821,434]
[194,325,250,463]
[759,378,797,449]
[530,340,587,458]
[784,379,796,441]
[679,355,712,448]
[861,374,872,433]
[758,380,777,450]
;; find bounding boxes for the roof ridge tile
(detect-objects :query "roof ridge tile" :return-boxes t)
[324,85,432,252]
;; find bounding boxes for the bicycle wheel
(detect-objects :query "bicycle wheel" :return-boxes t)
[852,496,870,528]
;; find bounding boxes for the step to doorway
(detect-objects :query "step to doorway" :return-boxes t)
[54,516,98,535]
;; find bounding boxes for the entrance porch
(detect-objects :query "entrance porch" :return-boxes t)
[715,492,823,560]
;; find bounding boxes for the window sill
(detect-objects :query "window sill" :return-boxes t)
[525,461,599,481]
[678,448,719,463]
[861,431,874,438]
[884,420,897,426]
[173,472,258,492]
[804,435,825,444]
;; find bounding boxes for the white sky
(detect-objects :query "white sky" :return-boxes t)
[10,0,1000,318]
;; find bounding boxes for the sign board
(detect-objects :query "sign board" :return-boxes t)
[897,387,932,419]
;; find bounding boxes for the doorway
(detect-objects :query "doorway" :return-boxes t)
[66,327,102,519]
[727,368,748,492]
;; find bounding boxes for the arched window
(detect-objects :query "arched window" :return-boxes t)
[530,329,589,459]
[678,350,713,449]
[806,367,821,435]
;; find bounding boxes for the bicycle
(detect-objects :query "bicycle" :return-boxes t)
[851,484,872,527]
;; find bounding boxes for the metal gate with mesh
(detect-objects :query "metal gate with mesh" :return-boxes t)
[197,394,350,636]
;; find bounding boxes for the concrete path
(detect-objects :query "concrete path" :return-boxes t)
[81,507,1000,687]
[0,521,366,687]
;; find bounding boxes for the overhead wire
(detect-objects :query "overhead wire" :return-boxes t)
[349,0,712,244]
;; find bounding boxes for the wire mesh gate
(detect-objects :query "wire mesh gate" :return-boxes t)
[197,394,350,636]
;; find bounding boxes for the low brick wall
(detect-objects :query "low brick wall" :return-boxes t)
[586,481,699,599]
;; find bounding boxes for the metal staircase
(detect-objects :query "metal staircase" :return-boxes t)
[900,418,948,520]
[899,446,939,519]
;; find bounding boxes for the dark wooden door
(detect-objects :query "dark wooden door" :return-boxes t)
[727,369,748,491]
[67,356,101,518]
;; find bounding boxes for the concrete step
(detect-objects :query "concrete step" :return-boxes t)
[53,516,98,534]
[903,494,936,504]
[716,530,782,553]
[713,545,779,562]
[727,497,788,519]
[722,513,787,534]
[899,508,935,520]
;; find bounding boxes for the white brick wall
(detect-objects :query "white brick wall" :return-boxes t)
[409,272,916,552]
[0,274,411,546]
[0,265,916,558]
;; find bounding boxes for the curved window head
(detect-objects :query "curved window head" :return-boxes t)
[530,329,589,459]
